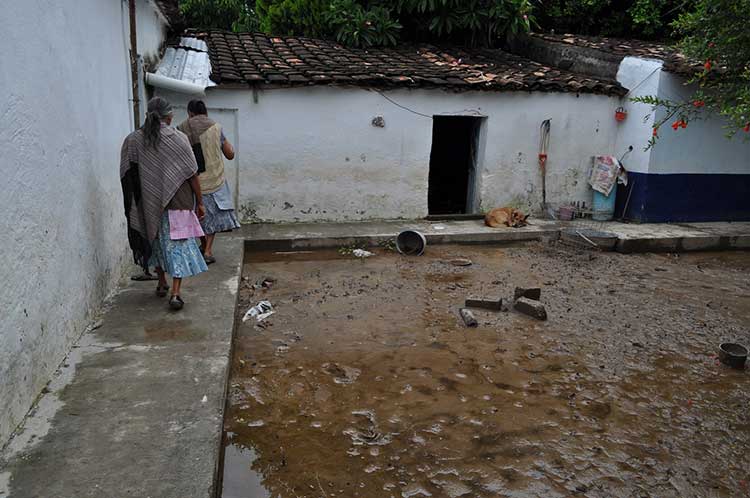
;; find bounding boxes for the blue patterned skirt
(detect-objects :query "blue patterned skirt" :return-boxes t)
[149,212,208,278]
[201,191,241,235]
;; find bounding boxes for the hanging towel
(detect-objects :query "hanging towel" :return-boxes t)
[168,209,205,240]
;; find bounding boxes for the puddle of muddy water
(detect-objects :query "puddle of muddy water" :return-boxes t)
[222,435,271,498]
[223,244,750,498]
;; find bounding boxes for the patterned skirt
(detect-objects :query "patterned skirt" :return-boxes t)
[149,212,208,278]
[200,191,241,235]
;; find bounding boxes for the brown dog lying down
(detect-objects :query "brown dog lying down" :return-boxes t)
[484,207,529,228]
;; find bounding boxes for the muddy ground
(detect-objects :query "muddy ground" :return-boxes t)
[222,242,750,498]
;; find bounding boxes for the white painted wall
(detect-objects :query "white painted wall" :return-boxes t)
[137,0,169,63]
[0,0,166,446]
[157,86,619,222]
[649,71,750,175]
[614,56,750,176]
[614,56,663,173]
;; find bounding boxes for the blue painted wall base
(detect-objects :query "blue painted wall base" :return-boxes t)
[615,172,750,223]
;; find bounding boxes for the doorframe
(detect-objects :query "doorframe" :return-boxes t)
[466,116,488,214]
[428,114,488,215]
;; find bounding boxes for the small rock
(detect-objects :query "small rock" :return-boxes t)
[459,308,478,327]
[514,298,547,321]
[514,287,541,301]
[465,297,502,311]
[449,258,473,267]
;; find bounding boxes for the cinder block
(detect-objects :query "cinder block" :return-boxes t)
[514,287,541,301]
[465,297,502,311]
[514,297,547,320]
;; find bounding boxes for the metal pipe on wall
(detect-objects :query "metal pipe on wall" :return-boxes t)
[128,0,141,128]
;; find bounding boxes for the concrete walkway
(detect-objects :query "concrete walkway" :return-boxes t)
[0,233,243,498]
[1,218,748,498]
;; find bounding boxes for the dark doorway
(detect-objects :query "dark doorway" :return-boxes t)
[428,116,483,215]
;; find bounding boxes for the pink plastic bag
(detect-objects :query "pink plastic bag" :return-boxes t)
[168,210,205,240]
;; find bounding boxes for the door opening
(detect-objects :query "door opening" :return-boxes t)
[428,116,484,216]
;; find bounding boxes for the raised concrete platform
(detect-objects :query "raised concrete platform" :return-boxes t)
[2,219,748,498]
[0,233,243,498]
[243,219,750,253]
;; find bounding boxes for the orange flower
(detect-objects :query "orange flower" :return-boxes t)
[693,100,705,107]
[672,120,680,130]
[744,123,750,133]
[681,120,687,129]
[652,127,659,137]
[672,120,687,130]
[704,59,712,71]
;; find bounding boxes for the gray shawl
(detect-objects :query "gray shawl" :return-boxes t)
[120,125,197,267]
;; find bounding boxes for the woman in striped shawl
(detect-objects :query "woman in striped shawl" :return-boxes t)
[120,97,208,310]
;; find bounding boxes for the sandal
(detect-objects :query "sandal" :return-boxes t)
[204,255,216,265]
[156,284,169,297]
[169,295,184,311]
[132,273,159,281]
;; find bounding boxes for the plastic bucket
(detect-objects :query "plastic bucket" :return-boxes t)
[592,184,617,221]
[396,230,427,256]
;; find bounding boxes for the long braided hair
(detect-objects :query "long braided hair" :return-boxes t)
[143,97,173,147]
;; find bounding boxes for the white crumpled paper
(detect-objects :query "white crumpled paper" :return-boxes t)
[242,300,275,323]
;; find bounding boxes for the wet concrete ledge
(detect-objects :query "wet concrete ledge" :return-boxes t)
[242,219,750,253]
[0,233,244,498]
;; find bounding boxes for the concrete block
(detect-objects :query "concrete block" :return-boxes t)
[459,308,478,327]
[465,297,502,311]
[514,297,547,320]
[514,287,541,301]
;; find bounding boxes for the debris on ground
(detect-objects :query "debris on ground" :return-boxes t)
[447,258,472,267]
[243,276,276,291]
[459,308,478,327]
[352,249,375,258]
[484,207,529,228]
[228,245,750,497]
[514,297,548,320]
[514,287,541,301]
[378,238,397,252]
[465,296,502,311]
[242,301,275,323]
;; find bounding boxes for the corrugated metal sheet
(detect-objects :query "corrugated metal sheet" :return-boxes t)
[176,37,209,52]
[153,37,215,89]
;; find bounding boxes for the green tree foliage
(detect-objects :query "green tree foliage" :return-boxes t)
[179,0,259,31]
[633,0,750,146]
[253,0,534,48]
[534,0,694,40]
[255,0,330,36]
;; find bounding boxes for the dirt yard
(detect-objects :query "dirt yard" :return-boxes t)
[222,242,750,498]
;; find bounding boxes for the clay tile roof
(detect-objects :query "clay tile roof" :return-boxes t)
[185,30,626,96]
[528,33,701,75]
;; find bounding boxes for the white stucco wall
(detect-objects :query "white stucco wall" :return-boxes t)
[614,56,750,176]
[157,86,619,222]
[137,0,169,63]
[649,71,750,175]
[614,56,663,173]
[0,0,165,446]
